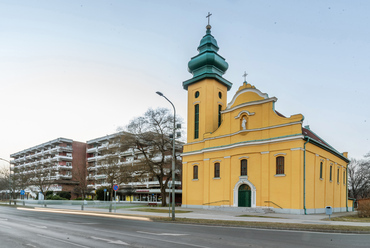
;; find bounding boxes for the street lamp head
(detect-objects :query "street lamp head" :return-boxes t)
[156,91,164,97]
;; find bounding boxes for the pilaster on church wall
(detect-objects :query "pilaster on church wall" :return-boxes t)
[203,158,211,205]
[290,146,303,210]
[259,151,269,206]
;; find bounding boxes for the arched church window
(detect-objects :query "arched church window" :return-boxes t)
[241,159,247,176]
[214,163,220,178]
[276,156,285,175]
[218,105,222,127]
[194,104,199,139]
[193,165,198,180]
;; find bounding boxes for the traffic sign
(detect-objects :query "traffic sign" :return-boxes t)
[104,188,107,192]
[113,184,119,191]
[20,190,25,195]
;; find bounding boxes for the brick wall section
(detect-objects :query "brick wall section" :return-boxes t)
[70,141,87,198]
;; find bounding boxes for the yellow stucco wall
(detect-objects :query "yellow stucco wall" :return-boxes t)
[182,79,349,214]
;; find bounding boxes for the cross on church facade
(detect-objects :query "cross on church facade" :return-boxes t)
[243,71,248,82]
[206,12,212,26]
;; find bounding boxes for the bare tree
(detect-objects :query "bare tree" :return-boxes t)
[97,136,131,201]
[73,160,89,199]
[12,166,31,198]
[0,167,10,193]
[29,161,57,198]
[348,157,370,200]
[118,108,182,207]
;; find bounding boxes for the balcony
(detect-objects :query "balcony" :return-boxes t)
[87,157,97,162]
[95,174,107,179]
[87,184,95,188]
[59,175,72,179]
[58,165,72,170]
[55,155,73,161]
[87,166,96,171]
[87,147,98,153]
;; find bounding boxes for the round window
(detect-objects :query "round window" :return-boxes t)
[195,91,200,98]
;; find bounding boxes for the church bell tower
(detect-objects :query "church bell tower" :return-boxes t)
[183,15,232,143]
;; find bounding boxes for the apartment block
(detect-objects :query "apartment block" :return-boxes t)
[10,138,87,199]
[86,133,182,203]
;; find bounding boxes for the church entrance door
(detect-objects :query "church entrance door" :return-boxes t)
[238,184,251,207]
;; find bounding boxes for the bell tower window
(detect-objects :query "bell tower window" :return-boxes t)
[194,104,199,139]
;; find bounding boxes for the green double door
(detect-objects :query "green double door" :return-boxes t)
[238,184,251,207]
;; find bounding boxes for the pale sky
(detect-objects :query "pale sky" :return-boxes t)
[1,0,369,169]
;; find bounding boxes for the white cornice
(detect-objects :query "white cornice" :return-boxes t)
[234,110,255,119]
[182,135,304,157]
[224,97,277,113]
[226,87,269,109]
[188,121,302,144]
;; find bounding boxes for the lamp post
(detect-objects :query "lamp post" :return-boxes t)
[156,91,176,221]
[0,158,11,204]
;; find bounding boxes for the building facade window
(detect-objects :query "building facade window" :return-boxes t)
[193,165,198,180]
[218,105,222,127]
[194,104,199,139]
[320,162,323,179]
[241,159,247,176]
[214,163,220,178]
[343,171,346,185]
[276,156,285,175]
[337,168,340,183]
[330,165,333,181]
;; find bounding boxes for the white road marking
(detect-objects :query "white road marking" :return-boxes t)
[37,234,91,248]
[91,236,129,245]
[25,244,37,247]
[29,224,47,229]
[137,231,188,236]
[95,228,210,248]
[0,218,8,221]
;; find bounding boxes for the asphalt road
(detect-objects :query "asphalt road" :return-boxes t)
[0,206,369,248]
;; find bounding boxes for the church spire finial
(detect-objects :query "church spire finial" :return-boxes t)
[243,71,248,83]
[206,12,212,29]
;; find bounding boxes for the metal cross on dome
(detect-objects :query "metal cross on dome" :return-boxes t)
[206,12,212,25]
[243,71,248,82]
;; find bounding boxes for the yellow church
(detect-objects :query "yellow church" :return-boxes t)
[181,23,350,214]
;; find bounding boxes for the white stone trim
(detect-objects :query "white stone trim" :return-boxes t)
[274,153,286,157]
[204,158,210,161]
[224,156,231,159]
[193,101,200,105]
[290,147,303,151]
[226,88,270,110]
[184,121,302,145]
[182,135,304,157]
[238,156,249,160]
[217,101,224,106]
[234,110,255,119]
[212,160,222,163]
[261,151,270,154]
[192,162,199,165]
[233,176,256,208]
[182,162,188,165]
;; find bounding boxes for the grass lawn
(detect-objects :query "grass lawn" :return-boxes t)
[237,214,282,218]
[94,205,147,209]
[152,217,370,233]
[325,214,370,222]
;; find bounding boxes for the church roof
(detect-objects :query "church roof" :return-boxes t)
[302,126,349,163]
